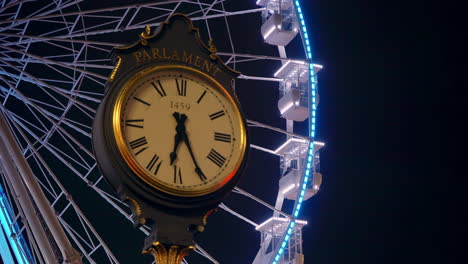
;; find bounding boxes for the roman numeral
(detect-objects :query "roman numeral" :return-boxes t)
[129,137,148,155]
[207,149,226,168]
[197,90,207,104]
[152,81,166,97]
[125,119,144,128]
[133,97,150,106]
[173,165,183,184]
[209,110,225,120]
[214,132,232,143]
[146,154,163,175]
[175,79,187,96]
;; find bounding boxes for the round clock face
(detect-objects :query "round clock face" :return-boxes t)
[112,66,246,197]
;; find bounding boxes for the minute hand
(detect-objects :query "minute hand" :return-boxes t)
[183,134,207,181]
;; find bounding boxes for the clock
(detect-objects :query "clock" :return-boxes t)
[113,65,247,197]
[93,64,247,209]
[92,14,248,260]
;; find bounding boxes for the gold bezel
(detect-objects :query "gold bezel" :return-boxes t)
[112,65,247,197]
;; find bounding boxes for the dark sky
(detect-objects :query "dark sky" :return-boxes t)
[302,0,466,263]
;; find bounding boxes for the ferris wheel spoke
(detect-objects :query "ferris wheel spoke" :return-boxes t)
[193,0,213,39]
[0,12,16,21]
[0,67,67,111]
[88,182,153,237]
[62,220,95,254]
[0,1,177,24]
[4,101,93,159]
[218,202,258,227]
[213,0,236,71]
[1,6,265,40]
[0,0,36,14]
[247,119,312,141]
[12,55,110,73]
[26,159,58,199]
[0,45,108,81]
[144,5,194,28]
[239,74,282,82]
[0,0,237,27]
[63,117,92,132]
[250,144,280,156]
[1,86,95,149]
[194,243,220,264]
[0,59,96,114]
[7,107,48,136]
[7,112,93,171]
[62,210,103,254]
[60,223,95,263]
[49,130,94,169]
[29,82,103,104]
[0,32,119,47]
[89,185,134,220]
[11,96,93,139]
[0,0,84,33]
[227,57,259,64]
[233,187,291,219]
[37,23,82,39]
[30,154,60,199]
[129,3,182,28]
[28,97,70,116]
[0,79,59,136]
[0,82,97,121]
[91,183,127,207]
[217,52,311,64]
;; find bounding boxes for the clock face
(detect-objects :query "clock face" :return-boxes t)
[112,66,247,196]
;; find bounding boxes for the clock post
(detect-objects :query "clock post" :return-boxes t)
[92,14,248,263]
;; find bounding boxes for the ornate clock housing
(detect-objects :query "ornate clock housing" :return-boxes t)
[93,14,248,218]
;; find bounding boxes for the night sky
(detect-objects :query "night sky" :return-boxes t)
[302,0,466,263]
[1,0,466,263]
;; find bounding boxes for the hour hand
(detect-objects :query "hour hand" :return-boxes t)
[173,112,180,121]
[170,133,183,165]
[170,112,187,165]
[173,112,187,125]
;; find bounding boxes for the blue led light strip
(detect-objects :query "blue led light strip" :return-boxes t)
[0,184,34,264]
[271,0,318,263]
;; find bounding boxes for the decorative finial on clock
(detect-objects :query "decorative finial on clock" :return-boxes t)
[208,39,217,60]
[143,242,195,264]
[142,25,151,37]
[140,25,152,45]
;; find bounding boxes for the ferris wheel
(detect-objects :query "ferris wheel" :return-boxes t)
[0,1,324,263]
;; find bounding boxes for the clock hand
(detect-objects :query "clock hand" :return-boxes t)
[183,131,207,181]
[170,112,187,165]
[172,112,207,180]
[170,133,183,165]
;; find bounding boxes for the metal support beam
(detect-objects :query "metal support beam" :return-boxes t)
[0,132,57,263]
[247,119,313,142]
[0,111,82,264]
[233,187,291,219]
